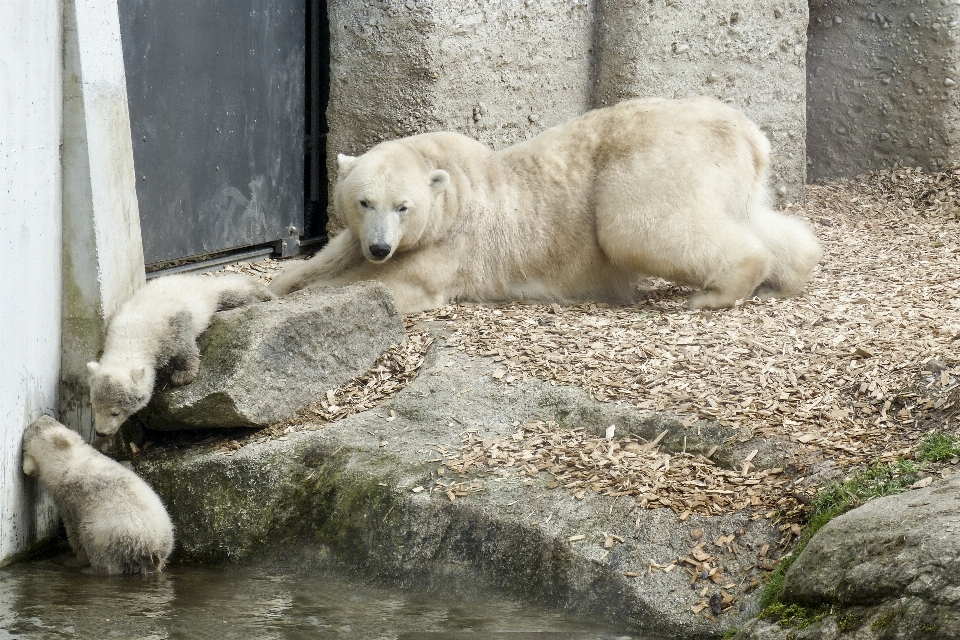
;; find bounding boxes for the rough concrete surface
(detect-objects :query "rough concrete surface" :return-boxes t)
[135,335,784,639]
[733,475,960,640]
[325,0,805,237]
[593,1,809,202]
[807,1,960,180]
[326,0,593,231]
[141,282,404,429]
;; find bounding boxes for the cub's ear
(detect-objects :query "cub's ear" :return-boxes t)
[429,169,450,194]
[52,432,74,450]
[22,454,38,476]
[337,154,357,176]
[131,367,146,384]
[86,361,100,375]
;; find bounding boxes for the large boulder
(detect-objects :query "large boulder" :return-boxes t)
[141,282,404,429]
[734,474,960,639]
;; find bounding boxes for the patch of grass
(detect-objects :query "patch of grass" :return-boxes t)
[916,431,960,462]
[759,459,922,612]
[719,627,740,640]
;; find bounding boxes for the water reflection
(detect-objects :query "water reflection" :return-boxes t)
[0,559,642,640]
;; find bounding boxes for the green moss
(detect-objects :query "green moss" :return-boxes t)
[870,610,897,632]
[836,610,865,632]
[759,602,828,630]
[0,531,67,569]
[719,627,740,639]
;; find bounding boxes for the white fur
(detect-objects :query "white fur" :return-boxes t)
[22,416,174,574]
[269,96,822,313]
[88,273,274,436]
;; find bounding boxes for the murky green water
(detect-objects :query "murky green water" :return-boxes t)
[0,559,644,640]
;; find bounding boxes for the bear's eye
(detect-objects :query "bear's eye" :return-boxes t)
[110,410,121,417]
[397,204,408,214]
[359,199,369,209]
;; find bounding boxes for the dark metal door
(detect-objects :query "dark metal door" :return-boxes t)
[118,0,305,266]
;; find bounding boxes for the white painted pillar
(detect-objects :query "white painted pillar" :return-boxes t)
[0,0,65,563]
[60,0,146,443]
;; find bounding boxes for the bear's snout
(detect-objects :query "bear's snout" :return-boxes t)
[368,244,392,260]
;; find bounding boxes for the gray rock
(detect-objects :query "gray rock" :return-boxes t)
[785,473,960,605]
[141,282,404,429]
[733,474,960,639]
[135,336,782,638]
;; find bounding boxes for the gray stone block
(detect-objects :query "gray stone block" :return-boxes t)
[142,282,404,429]
[593,0,809,203]
[807,1,960,180]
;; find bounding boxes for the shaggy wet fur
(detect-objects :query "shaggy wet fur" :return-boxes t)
[270,96,822,313]
[22,416,174,574]
[87,273,274,435]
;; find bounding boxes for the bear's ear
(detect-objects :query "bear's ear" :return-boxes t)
[429,169,450,195]
[51,432,74,450]
[337,154,357,176]
[22,454,37,476]
[131,367,146,384]
[86,361,100,375]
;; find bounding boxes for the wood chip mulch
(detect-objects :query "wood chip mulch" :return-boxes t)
[411,166,960,530]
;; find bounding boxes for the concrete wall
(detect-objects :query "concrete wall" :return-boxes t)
[0,0,64,563]
[0,0,144,566]
[327,0,595,232]
[594,0,809,202]
[807,1,960,180]
[325,0,809,230]
[60,0,146,446]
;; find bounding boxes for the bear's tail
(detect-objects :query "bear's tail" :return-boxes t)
[740,122,822,299]
[747,203,823,298]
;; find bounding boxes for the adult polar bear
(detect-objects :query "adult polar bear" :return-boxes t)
[270,97,822,312]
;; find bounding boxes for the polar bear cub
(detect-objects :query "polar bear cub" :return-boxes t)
[269,96,822,313]
[22,416,174,574]
[88,273,274,436]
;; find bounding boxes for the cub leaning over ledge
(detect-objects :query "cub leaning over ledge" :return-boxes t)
[22,416,174,574]
[88,273,275,436]
[270,96,822,313]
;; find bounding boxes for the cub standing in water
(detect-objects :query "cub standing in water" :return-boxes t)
[22,416,174,574]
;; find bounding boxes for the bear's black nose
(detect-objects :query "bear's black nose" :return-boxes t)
[369,244,391,259]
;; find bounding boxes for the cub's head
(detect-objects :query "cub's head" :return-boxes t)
[87,362,153,436]
[334,141,450,263]
[23,416,84,476]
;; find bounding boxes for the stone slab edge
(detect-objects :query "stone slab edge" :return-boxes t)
[135,336,784,638]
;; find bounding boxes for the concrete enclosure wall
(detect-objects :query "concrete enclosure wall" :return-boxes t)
[327,0,596,229]
[0,0,64,563]
[594,1,809,202]
[325,0,810,230]
[807,1,960,180]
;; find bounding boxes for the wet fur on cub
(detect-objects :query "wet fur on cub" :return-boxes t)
[87,273,274,436]
[22,416,174,574]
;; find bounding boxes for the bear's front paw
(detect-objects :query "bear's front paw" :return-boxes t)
[169,368,197,386]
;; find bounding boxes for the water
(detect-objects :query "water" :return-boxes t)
[0,559,642,640]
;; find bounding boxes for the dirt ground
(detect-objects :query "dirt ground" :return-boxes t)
[220,167,960,538]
